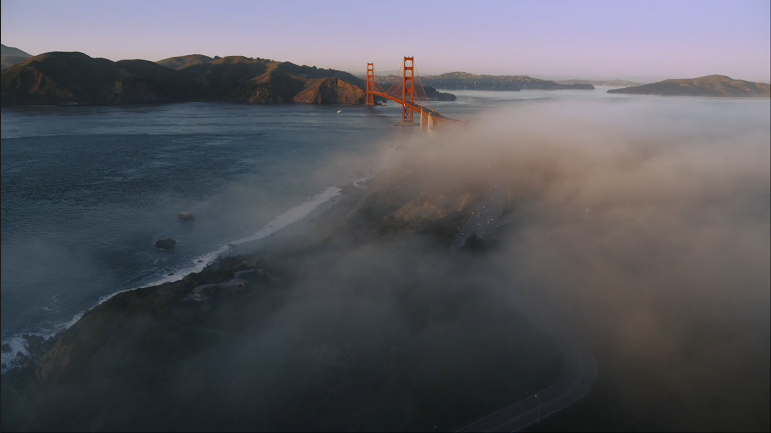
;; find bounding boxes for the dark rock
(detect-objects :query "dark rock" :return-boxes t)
[178,211,195,221]
[155,238,176,250]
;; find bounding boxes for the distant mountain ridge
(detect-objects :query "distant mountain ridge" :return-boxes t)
[156,54,215,69]
[418,72,595,91]
[1,44,31,57]
[1,44,32,70]
[556,79,641,87]
[607,75,770,97]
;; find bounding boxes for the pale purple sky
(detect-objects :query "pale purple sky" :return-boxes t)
[2,0,769,82]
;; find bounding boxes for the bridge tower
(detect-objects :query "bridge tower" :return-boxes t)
[402,56,415,123]
[366,63,375,105]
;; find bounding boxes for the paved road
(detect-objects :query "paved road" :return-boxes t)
[457,291,598,432]
[448,168,598,432]
[449,169,508,256]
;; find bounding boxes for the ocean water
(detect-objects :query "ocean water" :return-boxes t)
[2,89,769,373]
[0,102,413,371]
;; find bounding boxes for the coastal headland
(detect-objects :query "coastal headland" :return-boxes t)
[1,132,563,431]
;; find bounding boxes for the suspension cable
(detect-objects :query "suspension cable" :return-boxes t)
[414,64,432,110]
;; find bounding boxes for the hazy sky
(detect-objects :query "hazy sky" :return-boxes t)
[1,0,769,81]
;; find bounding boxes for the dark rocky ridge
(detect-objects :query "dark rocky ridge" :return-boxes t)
[607,75,770,97]
[156,54,215,69]
[1,52,207,106]
[0,52,409,106]
[293,78,366,104]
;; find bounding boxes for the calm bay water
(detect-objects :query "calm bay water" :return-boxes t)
[2,90,769,372]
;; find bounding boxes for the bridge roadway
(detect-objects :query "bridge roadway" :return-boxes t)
[368,91,465,125]
[449,167,598,432]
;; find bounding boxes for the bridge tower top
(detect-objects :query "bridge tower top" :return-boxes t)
[366,63,375,106]
[402,56,415,124]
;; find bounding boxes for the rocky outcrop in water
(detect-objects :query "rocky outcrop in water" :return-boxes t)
[178,211,195,222]
[155,239,176,250]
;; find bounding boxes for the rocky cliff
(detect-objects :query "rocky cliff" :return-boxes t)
[1,52,371,106]
[1,53,369,106]
[0,52,206,106]
[607,75,770,97]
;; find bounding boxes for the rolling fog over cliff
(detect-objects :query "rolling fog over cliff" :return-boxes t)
[402,98,771,430]
[2,94,769,431]
[263,96,771,430]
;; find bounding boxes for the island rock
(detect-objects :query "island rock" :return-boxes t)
[178,211,195,222]
[155,238,176,250]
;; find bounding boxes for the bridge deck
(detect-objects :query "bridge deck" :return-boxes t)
[369,91,464,125]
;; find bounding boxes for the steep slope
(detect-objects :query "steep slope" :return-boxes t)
[1,52,371,105]
[293,78,366,104]
[178,58,369,103]
[1,44,31,57]
[607,75,770,97]
[274,62,365,88]
[1,44,32,70]
[1,52,206,106]
[157,54,214,69]
[1,55,31,70]
[177,56,275,100]
[239,68,307,103]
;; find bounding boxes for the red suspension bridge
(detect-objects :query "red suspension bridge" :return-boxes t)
[366,56,464,130]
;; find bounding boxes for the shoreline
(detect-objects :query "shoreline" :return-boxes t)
[0,162,567,431]
[0,181,364,376]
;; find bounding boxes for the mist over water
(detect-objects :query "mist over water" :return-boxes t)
[1,91,769,431]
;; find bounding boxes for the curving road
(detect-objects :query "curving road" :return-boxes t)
[457,291,598,432]
[449,166,598,432]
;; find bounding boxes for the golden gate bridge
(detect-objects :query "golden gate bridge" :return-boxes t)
[366,56,464,130]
